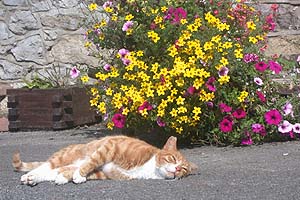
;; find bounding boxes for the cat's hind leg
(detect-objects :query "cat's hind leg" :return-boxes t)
[54,165,78,185]
[21,163,59,186]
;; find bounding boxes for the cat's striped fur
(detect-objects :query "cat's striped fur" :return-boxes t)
[13,135,197,186]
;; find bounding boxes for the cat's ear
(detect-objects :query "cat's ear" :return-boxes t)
[162,136,177,151]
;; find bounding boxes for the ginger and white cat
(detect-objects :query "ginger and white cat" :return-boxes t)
[13,135,197,186]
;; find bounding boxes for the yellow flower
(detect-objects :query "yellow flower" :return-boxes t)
[88,3,97,11]
[170,108,178,117]
[220,57,229,66]
[249,36,258,44]
[104,7,113,13]
[234,48,243,59]
[178,106,187,114]
[106,88,113,96]
[176,96,185,105]
[125,14,134,21]
[193,107,202,115]
[111,15,118,21]
[180,19,187,25]
[81,75,89,83]
[84,41,92,48]
[218,75,230,85]
[161,6,168,12]
[97,102,106,114]
[238,91,249,102]
[247,21,256,31]
[147,31,160,43]
[107,122,114,130]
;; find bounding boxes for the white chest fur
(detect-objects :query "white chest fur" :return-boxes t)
[102,156,164,179]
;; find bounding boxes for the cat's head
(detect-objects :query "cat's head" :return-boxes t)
[155,136,198,179]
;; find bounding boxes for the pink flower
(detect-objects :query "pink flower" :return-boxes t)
[219,118,233,133]
[70,66,80,79]
[157,117,166,127]
[243,53,259,63]
[219,103,232,113]
[118,48,129,58]
[187,86,197,95]
[122,21,134,32]
[121,58,131,66]
[256,91,266,103]
[255,61,268,72]
[232,108,246,119]
[282,102,293,117]
[218,66,229,76]
[112,113,126,128]
[103,64,111,71]
[254,77,263,86]
[278,120,293,133]
[268,60,282,74]
[103,1,112,9]
[264,109,282,125]
[251,123,267,136]
[205,77,216,92]
[293,123,300,134]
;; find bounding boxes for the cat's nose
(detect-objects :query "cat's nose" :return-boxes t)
[175,166,182,171]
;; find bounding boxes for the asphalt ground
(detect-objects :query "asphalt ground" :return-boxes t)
[1,126,300,200]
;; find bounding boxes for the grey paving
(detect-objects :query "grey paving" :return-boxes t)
[0,127,300,200]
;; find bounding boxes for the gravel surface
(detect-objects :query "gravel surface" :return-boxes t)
[1,127,300,200]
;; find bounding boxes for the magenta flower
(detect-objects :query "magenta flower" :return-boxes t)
[122,21,134,32]
[103,64,111,71]
[219,118,233,133]
[206,101,214,108]
[282,102,293,117]
[241,137,253,145]
[138,101,153,112]
[187,86,197,95]
[205,77,216,92]
[264,109,282,125]
[255,61,268,72]
[278,120,293,133]
[268,60,282,74]
[165,7,187,24]
[219,103,232,113]
[157,117,166,127]
[112,113,126,128]
[70,66,80,79]
[232,108,246,119]
[256,91,266,103]
[293,123,300,134]
[254,77,263,86]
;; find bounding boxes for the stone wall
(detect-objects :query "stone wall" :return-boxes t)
[0,0,98,86]
[0,0,299,118]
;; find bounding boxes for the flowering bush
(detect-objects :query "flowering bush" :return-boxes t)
[83,0,300,145]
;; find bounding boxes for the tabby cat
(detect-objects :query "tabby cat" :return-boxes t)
[13,135,197,186]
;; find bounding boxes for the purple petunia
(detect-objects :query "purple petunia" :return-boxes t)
[157,117,166,127]
[205,77,216,92]
[264,109,282,125]
[112,113,126,128]
[255,61,268,72]
[268,60,282,74]
[219,118,233,133]
[218,66,229,77]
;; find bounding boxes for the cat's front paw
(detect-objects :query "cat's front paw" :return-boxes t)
[21,173,38,186]
[55,174,69,185]
[73,170,87,184]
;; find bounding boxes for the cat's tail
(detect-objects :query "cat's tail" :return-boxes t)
[12,151,44,172]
